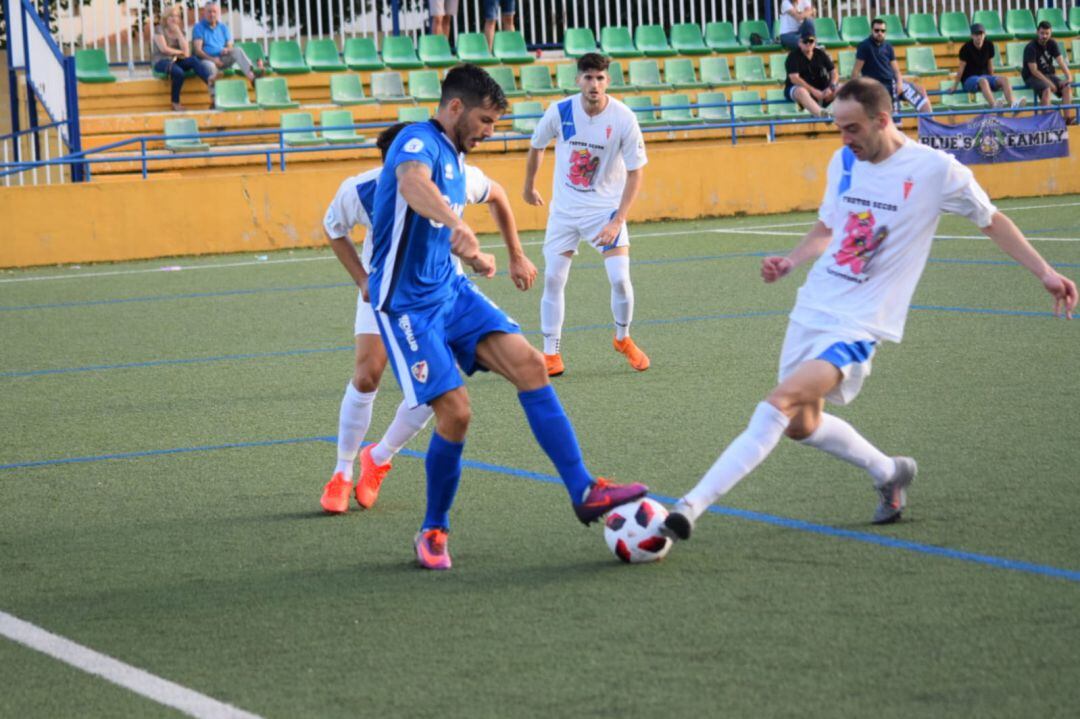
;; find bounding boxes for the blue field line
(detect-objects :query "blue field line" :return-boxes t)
[6,435,1078,584]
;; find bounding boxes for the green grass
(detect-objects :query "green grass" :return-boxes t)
[2,197,1079,718]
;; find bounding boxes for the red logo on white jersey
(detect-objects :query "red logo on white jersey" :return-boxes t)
[411,361,428,383]
[903,178,914,200]
[606,125,612,139]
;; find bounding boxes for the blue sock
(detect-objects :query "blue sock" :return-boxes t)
[518,385,594,503]
[422,432,464,531]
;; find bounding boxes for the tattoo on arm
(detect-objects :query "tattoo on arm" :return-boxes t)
[395,160,430,181]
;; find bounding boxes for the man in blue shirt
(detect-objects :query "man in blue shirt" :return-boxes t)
[369,64,648,570]
[192,1,258,84]
[852,17,931,114]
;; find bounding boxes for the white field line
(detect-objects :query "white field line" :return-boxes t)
[0,610,264,719]
[721,228,1080,242]
[2,199,1077,285]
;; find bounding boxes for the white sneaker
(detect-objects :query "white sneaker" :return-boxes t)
[1011,97,1027,110]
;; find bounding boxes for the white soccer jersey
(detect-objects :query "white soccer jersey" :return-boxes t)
[530,93,647,218]
[792,138,996,342]
[323,164,492,272]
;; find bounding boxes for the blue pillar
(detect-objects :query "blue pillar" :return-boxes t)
[391,0,401,36]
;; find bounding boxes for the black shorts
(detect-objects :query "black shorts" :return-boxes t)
[1026,74,1065,97]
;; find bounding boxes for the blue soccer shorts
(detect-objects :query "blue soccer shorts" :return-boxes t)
[777,318,878,406]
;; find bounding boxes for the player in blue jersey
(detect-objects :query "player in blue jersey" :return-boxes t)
[368,64,648,569]
[320,122,538,514]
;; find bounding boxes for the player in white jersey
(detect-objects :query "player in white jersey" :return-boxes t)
[661,78,1076,542]
[319,122,537,514]
[523,52,650,377]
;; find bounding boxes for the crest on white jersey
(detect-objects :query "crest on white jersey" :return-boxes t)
[411,361,429,383]
[403,138,425,154]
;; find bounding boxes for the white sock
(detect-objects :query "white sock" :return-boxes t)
[540,254,572,355]
[370,399,435,466]
[799,413,896,486]
[604,254,634,341]
[335,382,376,480]
[681,402,790,520]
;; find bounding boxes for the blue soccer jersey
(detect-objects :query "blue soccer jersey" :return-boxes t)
[369,121,468,314]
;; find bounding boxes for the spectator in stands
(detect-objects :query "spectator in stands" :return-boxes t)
[152,4,214,111]
[429,0,458,40]
[852,17,932,115]
[954,23,1024,110]
[1022,21,1076,125]
[784,30,837,118]
[777,0,816,51]
[192,1,257,85]
[483,0,516,51]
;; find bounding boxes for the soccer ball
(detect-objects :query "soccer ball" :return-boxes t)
[603,498,672,564]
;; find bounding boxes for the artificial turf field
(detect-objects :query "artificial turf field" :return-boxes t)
[1,196,1079,718]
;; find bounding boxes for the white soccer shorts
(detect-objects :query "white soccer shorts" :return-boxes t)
[777,319,878,406]
[354,289,380,336]
[543,210,630,259]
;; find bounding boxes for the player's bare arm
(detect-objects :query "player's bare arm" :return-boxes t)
[325,229,371,299]
[594,168,644,247]
[980,212,1077,318]
[523,147,545,206]
[761,220,833,282]
[485,180,537,290]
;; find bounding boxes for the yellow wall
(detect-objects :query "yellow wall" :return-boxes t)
[4,130,1080,268]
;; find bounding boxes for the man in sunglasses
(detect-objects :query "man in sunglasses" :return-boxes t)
[852,17,932,115]
[784,30,839,118]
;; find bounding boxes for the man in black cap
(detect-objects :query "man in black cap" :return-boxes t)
[784,29,838,118]
[1022,20,1075,124]
[954,23,1024,109]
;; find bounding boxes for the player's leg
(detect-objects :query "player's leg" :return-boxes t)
[412,386,470,570]
[356,399,435,509]
[539,217,580,375]
[592,216,649,371]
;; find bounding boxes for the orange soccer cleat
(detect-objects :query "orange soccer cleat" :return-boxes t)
[543,352,565,377]
[613,336,650,371]
[320,472,352,514]
[414,527,452,570]
[355,445,392,509]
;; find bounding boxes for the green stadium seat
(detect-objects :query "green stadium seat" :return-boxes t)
[841,16,871,44]
[699,56,739,86]
[905,46,948,76]
[906,13,946,43]
[564,28,598,58]
[255,77,300,109]
[670,23,711,55]
[555,63,578,93]
[704,21,742,52]
[382,35,424,69]
[1005,9,1037,39]
[734,54,767,83]
[601,26,644,58]
[1037,8,1078,38]
[370,71,412,102]
[837,49,856,79]
[659,93,700,124]
[510,100,544,134]
[939,12,971,42]
[319,110,364,144]
[235,41,268,73]
[163,118,209,152]
[1072,39,1080,68]
[418,34,457,66]
[696,90,730,121]
[488,65,527,97]
[973,10,1014,41]
[398,106,432,122]
[268,40,310,73]
[813,18,847,48]
[213,78,255,111]
[730,89,765,120]
[768,53,787,84]
[738,20,780,52]
[1002,42,1026,72]
[635,24,677,57]
[664,58,708,89]
[494,30,534,63]
[623,95,661,126]
[74,49,116,83]
[520,65,562,96]
[407,70,442,102]
[280,112,322,146]
[304,39,345,71]
[1071,7,1080,32]
[939,80,983,110]
[456,32,499,64]
[608,61,634,91]
[330,73,376,105]
[344,37,384,70]
[628,59,672,91]
[881,15,914,45]
[765,88,805,119]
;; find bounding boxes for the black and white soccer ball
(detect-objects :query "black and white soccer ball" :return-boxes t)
[603,498,672,564]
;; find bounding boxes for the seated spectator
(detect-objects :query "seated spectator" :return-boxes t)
[777,0,816,51]
[1022,21,1076,124]
[784,31,837,118]
[483,0,516,50]
[852,18,932,114]
[192,1,257,84]
[152,4,213,111]
[429,0,458,39]
[954,23,1024,110]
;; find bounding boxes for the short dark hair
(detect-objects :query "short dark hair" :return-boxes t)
[836,77,892,118]
[577,52,610,74]
[440,63,509,112]
[1037,20,1052,30]
[870,17,885,27]
[376,122,409,160]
